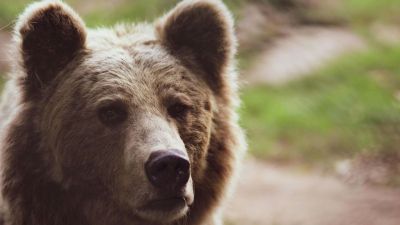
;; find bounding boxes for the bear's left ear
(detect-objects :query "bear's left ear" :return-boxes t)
[15,0,86,92]
[156,0,237,92]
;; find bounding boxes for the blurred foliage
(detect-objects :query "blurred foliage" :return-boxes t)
[339,0,400,25]
[0,76,3,90]
[0,0,27,27]
[2,0,400,27]
[0,0,243,28]
[0,0,179,28]
[241,44,400,165]
[82,0,179,27]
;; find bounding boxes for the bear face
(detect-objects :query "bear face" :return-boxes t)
[0,1,245,225]
[40,41,216,222]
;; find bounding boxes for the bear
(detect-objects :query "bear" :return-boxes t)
[0,0,246,225]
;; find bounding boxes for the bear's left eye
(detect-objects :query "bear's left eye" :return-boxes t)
[97,103,128,126]
[168,102,191,119]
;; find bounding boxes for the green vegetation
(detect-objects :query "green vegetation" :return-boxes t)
[241,44,400,165]
[0,0,28,27]
[338,0,400,25]
[2,0,400,27]
[0,0,243,28]
[0,75,3,90]
[82,0,179,27]
[0,0,179,28]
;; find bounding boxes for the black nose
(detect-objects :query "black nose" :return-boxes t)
[145,150,190,190]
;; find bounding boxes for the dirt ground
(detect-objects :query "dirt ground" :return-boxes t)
[245,27,365,85]
[225,159,400,225]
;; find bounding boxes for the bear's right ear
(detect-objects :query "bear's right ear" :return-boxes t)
[15,0,86,92]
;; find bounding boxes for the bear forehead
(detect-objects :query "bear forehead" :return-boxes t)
[87,24,157,49]
[57,27,205,107]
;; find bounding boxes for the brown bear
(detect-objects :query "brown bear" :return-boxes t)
[0,0,246,224]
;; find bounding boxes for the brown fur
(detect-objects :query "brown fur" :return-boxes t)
[0,1,246,225]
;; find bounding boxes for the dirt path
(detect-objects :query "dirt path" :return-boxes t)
[246,27,365,85]
[224,159,400,225]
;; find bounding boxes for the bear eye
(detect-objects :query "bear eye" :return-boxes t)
[168,102,191,119]
[98,103,127,126]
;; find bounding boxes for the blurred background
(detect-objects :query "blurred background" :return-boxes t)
[1,0,400,224]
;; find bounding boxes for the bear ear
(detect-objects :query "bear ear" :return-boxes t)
[156,0,237,92]
[15,0,86,91]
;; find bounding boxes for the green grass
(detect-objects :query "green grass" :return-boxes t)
[0,0,243,28]
[240,44,400,165]
[2,0,400,27]
[0,75,4,90]
[82,0,179,27]
[0,0,29,28]
[338,0,400,25]
[0,0,181,28]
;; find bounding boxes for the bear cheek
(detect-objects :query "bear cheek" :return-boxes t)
[179,109,212,180]
[56,122,127,189]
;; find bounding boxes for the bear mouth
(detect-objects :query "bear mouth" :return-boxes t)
[135,196,191,223]
[141,196,189,211]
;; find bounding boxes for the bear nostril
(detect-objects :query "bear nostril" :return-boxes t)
[145,150,190,190]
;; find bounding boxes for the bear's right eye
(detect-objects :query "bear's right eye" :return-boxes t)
[97,103,128,126]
